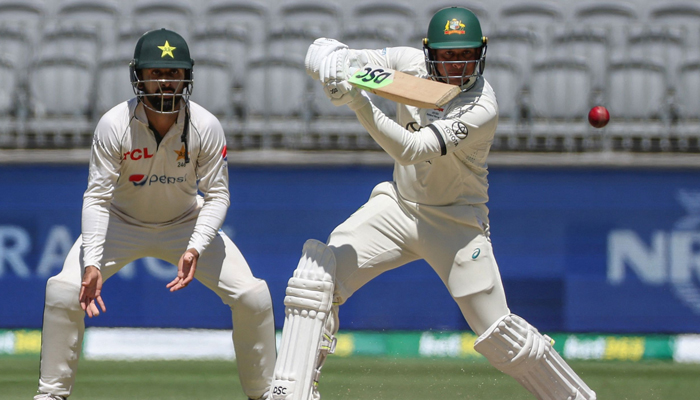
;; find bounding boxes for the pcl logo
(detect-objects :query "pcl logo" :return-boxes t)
[123,148,154,161]
[607,189,700,314]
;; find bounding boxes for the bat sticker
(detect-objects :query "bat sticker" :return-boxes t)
[349,65,396,89]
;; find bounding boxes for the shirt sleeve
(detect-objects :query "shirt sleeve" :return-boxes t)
[426,98,498,156]
[81,114,123,269]
[187,114,230,255]
[352,93,497,165]
[353,99,445,165]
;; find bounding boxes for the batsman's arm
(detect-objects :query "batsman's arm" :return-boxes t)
[353,98,497,164]
[351,98,443,165]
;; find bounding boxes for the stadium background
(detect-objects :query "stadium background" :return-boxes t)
[2,0,700,365]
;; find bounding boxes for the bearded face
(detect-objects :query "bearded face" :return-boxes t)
[134,68,191,113]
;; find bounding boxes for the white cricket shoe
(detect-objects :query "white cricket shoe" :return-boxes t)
[34,393,66,400]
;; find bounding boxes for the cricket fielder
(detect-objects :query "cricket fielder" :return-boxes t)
[34,29,275,400]
[271,7,596,400]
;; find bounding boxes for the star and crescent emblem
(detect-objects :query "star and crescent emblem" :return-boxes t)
[158,40,176,58]
[175,144,187,161]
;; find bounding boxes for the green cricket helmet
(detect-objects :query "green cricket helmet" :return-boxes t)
[129,28,194,113]
[423,7,487,89]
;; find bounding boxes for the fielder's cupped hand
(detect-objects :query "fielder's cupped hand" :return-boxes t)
[168,248,199,292]
[305,38,348,80]
[79,265,106,318]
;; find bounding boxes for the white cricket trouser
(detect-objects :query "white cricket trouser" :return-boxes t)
[328,181,510,335]
[38,212,276,399]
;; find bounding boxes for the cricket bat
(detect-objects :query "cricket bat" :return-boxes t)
[348,65,461,109]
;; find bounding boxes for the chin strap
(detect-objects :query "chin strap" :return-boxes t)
[460,75,479,92]
[181,103,190,164]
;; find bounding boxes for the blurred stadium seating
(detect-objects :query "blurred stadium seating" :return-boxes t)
[0,0,698,152]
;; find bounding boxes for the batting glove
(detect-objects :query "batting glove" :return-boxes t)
[305,38,348,81]
[320,49,357,106]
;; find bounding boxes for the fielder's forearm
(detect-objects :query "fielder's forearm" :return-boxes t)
[187,196,228,255]
[81,197,111,269]
[188,116,231,255]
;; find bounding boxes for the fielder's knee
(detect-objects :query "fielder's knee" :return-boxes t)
[233,279,273,316]
[44,276,82,311]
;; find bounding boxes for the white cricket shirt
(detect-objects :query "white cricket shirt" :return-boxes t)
[347,47,499,211]
[82,99,230,269]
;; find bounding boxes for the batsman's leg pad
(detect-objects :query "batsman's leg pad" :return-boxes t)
[232,279,277,400]
[474,314,596,400]
[272,239,337,400]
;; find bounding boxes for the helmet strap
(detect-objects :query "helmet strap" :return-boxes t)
[181,103,190,164]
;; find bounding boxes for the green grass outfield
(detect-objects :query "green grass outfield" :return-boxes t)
[4,355,700,400]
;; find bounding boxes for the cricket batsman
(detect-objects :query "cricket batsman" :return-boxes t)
[34,29,275,400]
[271,7,596,400]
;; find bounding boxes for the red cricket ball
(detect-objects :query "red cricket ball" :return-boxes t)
[588,106,610,128]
